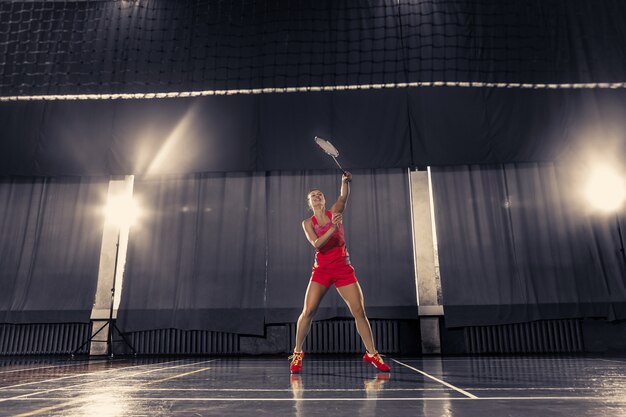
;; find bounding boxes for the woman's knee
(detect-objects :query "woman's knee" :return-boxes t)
[350,305,366,320]
[300,306,317,319]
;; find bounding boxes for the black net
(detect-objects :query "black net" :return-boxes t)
[0,0,625,99]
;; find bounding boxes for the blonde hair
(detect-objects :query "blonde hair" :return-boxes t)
[306,189,323,211]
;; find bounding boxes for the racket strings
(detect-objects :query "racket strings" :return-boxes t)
[314,136,346,174]
[314,137,339,157]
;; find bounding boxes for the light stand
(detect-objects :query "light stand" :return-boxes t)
[72,229,136,357]
[616,214,626,274]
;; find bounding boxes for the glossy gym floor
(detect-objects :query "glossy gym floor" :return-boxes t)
[1,355,626,416]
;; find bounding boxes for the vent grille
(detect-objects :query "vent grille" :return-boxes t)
[0,323,91,355]
[128,329,240,355]
[0,321,402,355]
[289,319,399,353]
[465,319,584,354]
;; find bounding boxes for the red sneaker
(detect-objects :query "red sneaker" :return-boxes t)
[289,351,304,374]
[363,352,390,372]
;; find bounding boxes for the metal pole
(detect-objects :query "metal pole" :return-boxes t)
[106,229,122,357]
[617,214,626,274]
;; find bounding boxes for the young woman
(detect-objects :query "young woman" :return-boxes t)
[289,171,390,374]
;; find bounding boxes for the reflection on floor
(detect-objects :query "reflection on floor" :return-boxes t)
[1,355,626,416]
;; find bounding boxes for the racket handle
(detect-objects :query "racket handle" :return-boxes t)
[331,156,344,172]
[332,157,350,180]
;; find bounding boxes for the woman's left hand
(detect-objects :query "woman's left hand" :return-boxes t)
[342,172,352,183]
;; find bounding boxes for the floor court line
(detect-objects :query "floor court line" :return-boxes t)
[1,387,451,393]
[147,366,213,384]
[465,387,623,391]
[12,398,86,417]
[0,358,208,391]
[0,361,111,375]
[411,356,563,359]
[0,359,220,403]
[3,359,221,416]
[391,358,478,399]
[93,387,448,392]
[6,396,626,402]
[0,367,135,392]
[2,386,612,394]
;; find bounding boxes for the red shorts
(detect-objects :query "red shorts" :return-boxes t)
[310,258,358,288]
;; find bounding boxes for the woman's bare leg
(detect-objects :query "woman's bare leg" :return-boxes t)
[294,281,328,352]
[336,282,376,353]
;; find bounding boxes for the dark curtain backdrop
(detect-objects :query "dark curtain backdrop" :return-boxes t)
[116,172,268,335]
[431,163,626,327]
[2,87,626,176]
[118,169,416,334]
[0,177,107,323]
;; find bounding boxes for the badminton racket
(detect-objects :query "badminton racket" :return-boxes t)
[314,136,348,177]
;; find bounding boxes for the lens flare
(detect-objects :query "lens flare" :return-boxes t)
[105,196,141,228]
[584,166,626,212]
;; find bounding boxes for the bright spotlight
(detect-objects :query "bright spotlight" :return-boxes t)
[105,196,141,228]
[584,166,626,212]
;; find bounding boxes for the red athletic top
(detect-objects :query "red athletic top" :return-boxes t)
[312,210,348,265]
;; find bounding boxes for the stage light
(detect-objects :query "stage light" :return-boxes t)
[584,166,626,212]
[105,195,141,228]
